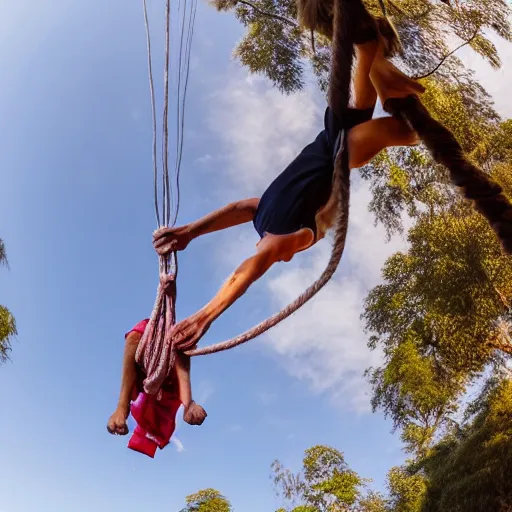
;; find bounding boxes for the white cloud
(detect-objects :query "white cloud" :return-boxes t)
[206,70,408,412]
[262,186,406,412]
[171,436,185,453]
[206,70,322,199]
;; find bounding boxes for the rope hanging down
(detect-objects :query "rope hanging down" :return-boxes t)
[136,0,198,395]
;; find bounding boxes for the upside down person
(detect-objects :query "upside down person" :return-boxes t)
[153,10,425,353]
[107,319,206,441]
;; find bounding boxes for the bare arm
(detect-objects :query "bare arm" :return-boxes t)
[187,198,259,239]
[107,331,140,435]
[173,247,277,350]
[116,332,140,411]
[153,198,259,255]
[205,249,275,319]
[173,228,315,351]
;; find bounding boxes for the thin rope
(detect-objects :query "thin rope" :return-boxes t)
[162,0,172,226]
[142,0,161,227]
[173,0,197,225]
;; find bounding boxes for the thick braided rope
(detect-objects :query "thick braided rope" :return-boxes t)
[385,95,512,255]
[185,0,356,357]
[136,271,177,394]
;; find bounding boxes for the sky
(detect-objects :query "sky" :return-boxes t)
[0,1,511,511]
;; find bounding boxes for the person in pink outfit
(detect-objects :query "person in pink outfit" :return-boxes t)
[107,319,206,456]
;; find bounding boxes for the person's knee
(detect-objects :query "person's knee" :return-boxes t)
[258,230,314,263]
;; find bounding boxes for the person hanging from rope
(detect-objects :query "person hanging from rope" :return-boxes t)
[107,318,206,437]
[153,9,425,353]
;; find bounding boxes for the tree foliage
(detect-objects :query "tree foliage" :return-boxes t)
[209,0,511,95]
[271,445,386,511]
[0,238,16,363]
[386,465,426,512]
[419,376,512,511]
[363,119,512,457]
[180,488,233,512]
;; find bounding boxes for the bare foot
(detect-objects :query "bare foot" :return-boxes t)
[370,52,425,104]
[183,401,207,426]
[107,407,129,436]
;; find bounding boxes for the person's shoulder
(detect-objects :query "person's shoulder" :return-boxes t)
[125,318,150,339]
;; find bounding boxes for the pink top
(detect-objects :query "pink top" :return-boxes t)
[125,318,150,339]
[124,318,182,458]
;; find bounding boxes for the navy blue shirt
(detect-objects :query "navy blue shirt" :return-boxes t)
[253,106,374,238]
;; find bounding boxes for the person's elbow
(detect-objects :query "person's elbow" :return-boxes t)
[237,198,260,218]
[125,331,142,349]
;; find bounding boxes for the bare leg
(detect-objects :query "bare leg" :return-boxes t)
[370,37,425,104]
[107,332,141,436]
[352,40,379,110]
[348,116,419,168]
[174,353,207,425]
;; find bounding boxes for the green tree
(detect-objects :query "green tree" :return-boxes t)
[271,445,386,511]
[386,465,427,512]
[180,488,233,512]
[363,121,512,456]
[0,239,16,363]
[419,376,512,511]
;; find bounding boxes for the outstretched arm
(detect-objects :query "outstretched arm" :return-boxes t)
[153,198,259,255]
[172,247,277,350]
[173,228,315,351]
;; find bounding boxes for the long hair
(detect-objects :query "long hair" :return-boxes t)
[297,0,334,39]
[297,0,402,57]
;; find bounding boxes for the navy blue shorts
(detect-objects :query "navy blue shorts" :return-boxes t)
[253,106,374,238]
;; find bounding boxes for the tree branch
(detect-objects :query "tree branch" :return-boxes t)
[413,29,479,80]
[236,0,297,26]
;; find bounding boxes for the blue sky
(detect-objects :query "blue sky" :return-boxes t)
[0,1,510,511]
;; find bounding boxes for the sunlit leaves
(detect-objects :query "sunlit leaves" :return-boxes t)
[386,466,427,512]
[180,488,233,512]
[420,378,512,511]
[0,239,15,364]
[271,445,384,511]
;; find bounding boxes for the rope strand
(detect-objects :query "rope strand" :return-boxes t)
[142,0,161,227]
